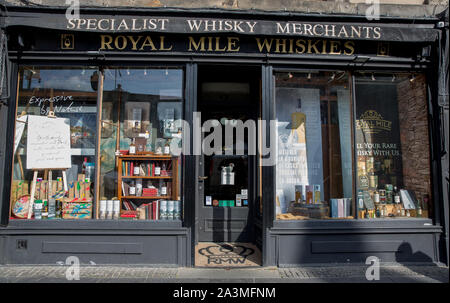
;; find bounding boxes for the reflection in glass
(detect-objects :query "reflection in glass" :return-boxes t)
[355,73,431,219]
[99,67,184,220]
[275,71,353,220]
[10,67,98,220]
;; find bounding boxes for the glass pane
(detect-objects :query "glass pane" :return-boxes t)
[355,73,432,219]
[99,67,184,220]
[10,66,98,220]
[275,71,353,220]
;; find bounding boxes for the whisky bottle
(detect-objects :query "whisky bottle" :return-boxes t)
[394,186,401,204]
[359,168,369,190]
[155,162,161,176]
[164,139,171,155]
[129,181,136,196]
[417,200,423,217]
[129,138,136,155]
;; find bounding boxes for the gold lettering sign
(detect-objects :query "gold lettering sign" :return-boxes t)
[60,34,360,56]
[356,110,392,134]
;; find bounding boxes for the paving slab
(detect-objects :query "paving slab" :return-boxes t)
[176,268,280,280]
[0,264,447,283]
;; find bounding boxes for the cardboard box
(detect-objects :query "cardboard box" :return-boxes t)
[62,212,92,219]
[85,182,92,199]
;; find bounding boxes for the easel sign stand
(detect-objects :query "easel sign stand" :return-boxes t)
[25,110,72,219]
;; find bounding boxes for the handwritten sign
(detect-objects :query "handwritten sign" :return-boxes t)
[26,115,72,169]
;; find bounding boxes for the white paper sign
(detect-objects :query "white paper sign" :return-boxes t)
[26,115,72,169]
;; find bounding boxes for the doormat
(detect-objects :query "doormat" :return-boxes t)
[195,242,261,267]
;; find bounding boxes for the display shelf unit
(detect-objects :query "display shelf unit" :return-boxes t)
[117,154,179,214]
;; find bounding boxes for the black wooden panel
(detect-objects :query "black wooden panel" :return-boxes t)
[42,241,143,254]
[311,240,403,253]
[3,234,187,265]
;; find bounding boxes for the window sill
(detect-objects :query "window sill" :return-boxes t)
[3,219,186,231]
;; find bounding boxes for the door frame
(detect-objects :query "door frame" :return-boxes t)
[187,63,266,265]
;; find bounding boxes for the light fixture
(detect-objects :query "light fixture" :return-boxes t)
[165,68,169,76]
[307,73,311,80]
[144,68,147,76]
[371,73,376,81]
[127,68,130,76]
[81,69,86,75]
[409,74,416,82]
[329,73,336,81]
[391,74,396,82]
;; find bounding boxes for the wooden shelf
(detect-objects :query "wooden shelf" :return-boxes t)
[116,154,179,220]
[121,196,171,199]
[119,154,173,159]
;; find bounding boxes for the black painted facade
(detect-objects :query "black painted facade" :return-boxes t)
[0,6,448,267]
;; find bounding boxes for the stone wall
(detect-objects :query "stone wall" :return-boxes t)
[3,0,448,19]
[397,74,432,210]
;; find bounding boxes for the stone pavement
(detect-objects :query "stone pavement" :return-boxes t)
[0,264,448,283]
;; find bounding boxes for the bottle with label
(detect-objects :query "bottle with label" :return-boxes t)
[133,162,140,176]
[160,181,167,196]
[164,139,171,155]
[357,190,364,210]
[129,138,136,155]
[379,189,386,204]
[129,181,136,196]
[136,179,143,197]
[394,186,401,204]
[375,206,381,218]
[359,169,369,190]
[369,171,378,190]
[417,200,423,217]
[155,162,161,176]
[374,190,380,204]
[381,205,387,217]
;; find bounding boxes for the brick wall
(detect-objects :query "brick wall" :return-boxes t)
[397,74,432,207]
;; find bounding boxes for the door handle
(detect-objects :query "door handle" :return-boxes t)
[198,176,208,181]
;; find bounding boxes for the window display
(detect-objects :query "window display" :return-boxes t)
[354,73,432,219]
[275,71,353,220]
[10,66,184,221]
[98,67,184,220]
[10,66,98,220]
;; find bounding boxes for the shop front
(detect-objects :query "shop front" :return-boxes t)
[0,6,448,267]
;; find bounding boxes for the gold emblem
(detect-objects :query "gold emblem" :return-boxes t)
[61,34,74,50]
[377,42,389,56]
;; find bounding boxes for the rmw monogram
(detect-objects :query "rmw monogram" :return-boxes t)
[199,244,254,265]
[208,256,247,265]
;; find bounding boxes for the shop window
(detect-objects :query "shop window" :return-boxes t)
[10,66,98,220]
[98,67,184,220]
[275,71,353,220]
[355,73,432,219]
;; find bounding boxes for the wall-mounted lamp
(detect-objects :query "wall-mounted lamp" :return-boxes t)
[371,73,376,81]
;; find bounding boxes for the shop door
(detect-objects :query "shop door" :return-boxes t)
[197,65,260,243]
